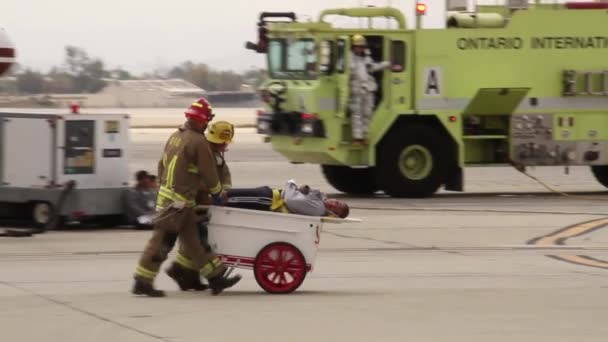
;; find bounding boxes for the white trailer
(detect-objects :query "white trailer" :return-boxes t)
[0,111,130,227]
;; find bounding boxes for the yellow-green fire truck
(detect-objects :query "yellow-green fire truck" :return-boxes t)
[245,1,608,198]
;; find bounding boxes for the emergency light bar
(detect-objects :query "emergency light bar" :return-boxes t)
[565,2,608,9]
[416,3,427,15]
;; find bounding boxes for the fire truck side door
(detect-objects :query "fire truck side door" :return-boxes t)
[334,36,351,119]
[386,34,411,112]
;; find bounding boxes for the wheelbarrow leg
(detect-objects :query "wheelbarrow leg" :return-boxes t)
[225,259,241,278]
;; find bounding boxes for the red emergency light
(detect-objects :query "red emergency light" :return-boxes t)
[301,113,317,120]
[565,2,608,9]
[416,3,427,15]
[70,103,80,114]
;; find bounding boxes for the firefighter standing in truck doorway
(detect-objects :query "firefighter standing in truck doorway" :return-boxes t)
[132,98,241,297]
[349,34,391,146]
[164,121,236,292]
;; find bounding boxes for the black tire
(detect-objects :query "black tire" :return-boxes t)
[30,201,53,228]
[321,165,377,195]
[376,124,444,198]
[97,215,125,228]
[591,165,608,188]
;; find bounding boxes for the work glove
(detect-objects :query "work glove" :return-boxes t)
[212,195,223,206]
[212,193,226,206]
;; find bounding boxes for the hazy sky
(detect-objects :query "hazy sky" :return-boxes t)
[2,0,413,74]
[2,0,569,74]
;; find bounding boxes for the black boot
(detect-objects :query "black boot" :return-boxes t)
[166,262,208,291]
[132,278,165,297]
[189,273,209,291]
[207,269,242,295]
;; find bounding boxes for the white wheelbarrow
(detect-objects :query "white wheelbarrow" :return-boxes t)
[204,206,360,294]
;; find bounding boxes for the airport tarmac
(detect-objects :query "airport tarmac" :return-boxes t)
[2,128,608,342]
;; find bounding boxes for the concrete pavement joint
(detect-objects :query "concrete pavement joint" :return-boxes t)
[0,281,171,342]
[349,206,608,216]
[322,229,420,249]
[319,245,608,253]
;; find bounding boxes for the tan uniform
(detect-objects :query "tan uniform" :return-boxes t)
[134,124,226,283]
[215,151,231,189]
[196,150,231,202]
[192,149,231,253]
[349,51,390,140]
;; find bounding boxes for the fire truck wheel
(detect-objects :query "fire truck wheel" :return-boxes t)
[377,124,443,198]
[591,165,608,188]
[321,165,377,195]
[30,201,52,228]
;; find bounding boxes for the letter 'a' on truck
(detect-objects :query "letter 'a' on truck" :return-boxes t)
[245,1,608,198]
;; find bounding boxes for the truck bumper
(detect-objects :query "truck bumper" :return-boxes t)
[0,187,127,218]
[257,111,326,138]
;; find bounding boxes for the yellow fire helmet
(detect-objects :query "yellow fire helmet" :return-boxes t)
[206,120,235,144]
[352,34,367,47]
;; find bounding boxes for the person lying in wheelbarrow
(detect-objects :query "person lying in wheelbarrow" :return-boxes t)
[224,179,350,218]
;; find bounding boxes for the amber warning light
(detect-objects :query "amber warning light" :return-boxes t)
[416,3,427,15]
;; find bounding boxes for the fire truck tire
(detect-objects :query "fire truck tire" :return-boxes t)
[377,124,443,198]
[321,165,377,195]
[591,165,608,188]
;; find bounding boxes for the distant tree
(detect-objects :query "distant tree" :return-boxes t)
[108,68,134,80]
[47,68,75,94]
[169,61,211,89]
[63,45,108,93]
[16,69,46,94]
[168,61,252,91]
[0,78,17,94]
[242,68,267,88]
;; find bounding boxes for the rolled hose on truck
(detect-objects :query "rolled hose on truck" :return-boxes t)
[0,180,76,238]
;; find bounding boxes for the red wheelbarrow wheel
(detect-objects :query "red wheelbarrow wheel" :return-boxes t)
[253,242,307,294]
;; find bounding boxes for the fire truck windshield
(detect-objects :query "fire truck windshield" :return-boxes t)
[268,38,317,80]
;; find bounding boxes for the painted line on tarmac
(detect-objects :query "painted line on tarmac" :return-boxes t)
[547,255,608,270]
[528,217,608,269]
[528,218,608,246]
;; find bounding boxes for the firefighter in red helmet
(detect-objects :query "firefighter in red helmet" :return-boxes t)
[132,98,241,297]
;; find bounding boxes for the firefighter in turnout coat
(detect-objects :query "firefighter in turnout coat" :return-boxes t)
[164,121,236,292]
[132,98,241,297]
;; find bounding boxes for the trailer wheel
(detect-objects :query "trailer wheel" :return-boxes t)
[321,165,377,195]
[591,165,608,188]
[377,124,443,198]
[31,202,52,228]
[253,242,307,294]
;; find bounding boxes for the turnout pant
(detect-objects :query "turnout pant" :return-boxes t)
[349,87,374,140]
[134,207,224,282]
[225,186,275,211]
